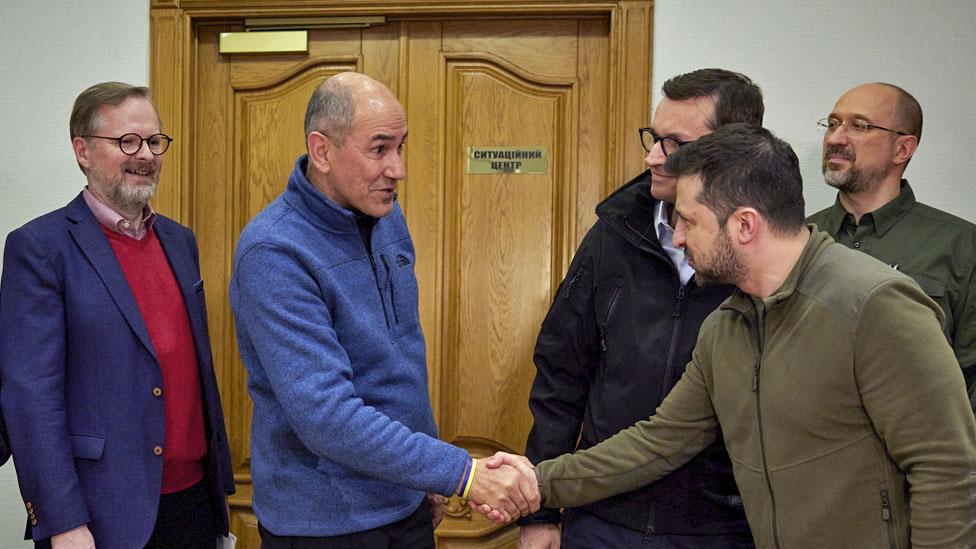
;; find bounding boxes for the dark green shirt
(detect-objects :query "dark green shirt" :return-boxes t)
[808,180,976,385]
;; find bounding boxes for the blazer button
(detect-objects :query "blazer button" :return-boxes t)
[31,519,37,526]
[25,502,31,509]
[153,446,163,456]
[152,387,163,397]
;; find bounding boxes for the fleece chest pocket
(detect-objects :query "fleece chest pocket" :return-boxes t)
[380,253,421,336]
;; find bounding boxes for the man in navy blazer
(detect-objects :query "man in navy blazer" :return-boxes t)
[0,82,234,548]
[0,407,9,466]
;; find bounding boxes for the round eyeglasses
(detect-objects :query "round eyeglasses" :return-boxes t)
[639,127,689,156]
[82,133,174,156]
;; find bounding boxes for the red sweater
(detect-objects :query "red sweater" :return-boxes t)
[103,226,207,494]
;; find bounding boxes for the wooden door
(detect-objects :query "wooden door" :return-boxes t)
[150,2,651,547]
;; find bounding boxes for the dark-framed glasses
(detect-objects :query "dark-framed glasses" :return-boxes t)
[816,117,910,137]
[639,127,689,156]
[83,133,174,155]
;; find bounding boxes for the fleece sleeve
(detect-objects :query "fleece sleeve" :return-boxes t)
[231,242,468,496]
[535,348,719,509]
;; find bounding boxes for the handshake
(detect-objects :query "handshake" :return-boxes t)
[464,452,542,524]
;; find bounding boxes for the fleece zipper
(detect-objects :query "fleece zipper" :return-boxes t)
[599,286,621,352]
[381,254,399,325]
[749,304,782,549]
[659,283,688,401]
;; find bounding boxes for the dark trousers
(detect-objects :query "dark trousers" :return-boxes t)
[259,499,434,549]
[144,478,217,548]
[561,508,754,549]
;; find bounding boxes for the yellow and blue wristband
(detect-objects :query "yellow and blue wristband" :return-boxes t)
[460,457,477,499]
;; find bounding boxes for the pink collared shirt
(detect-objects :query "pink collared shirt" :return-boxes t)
[82,188,156,240]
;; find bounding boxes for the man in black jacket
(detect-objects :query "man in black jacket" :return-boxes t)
[519,69,764,548]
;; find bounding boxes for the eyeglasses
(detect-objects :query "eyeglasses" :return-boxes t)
[639,127,689,156]
[816,117,910,137]
[82,133,173,156]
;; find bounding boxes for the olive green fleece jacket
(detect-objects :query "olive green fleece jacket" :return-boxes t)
[535,228,976,548]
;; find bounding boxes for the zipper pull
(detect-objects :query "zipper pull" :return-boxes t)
[563,270,583,299]
[673,285,686,317]
[880,488,891,520]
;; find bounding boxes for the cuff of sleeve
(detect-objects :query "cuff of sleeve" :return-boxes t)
[517,507,562,526]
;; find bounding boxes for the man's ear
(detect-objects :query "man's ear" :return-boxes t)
[72,136,92,171]
[307,131,333,175]
[892,134,918,167]
[729,207,760,245]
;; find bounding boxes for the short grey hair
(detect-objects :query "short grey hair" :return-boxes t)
[304,78,356,144]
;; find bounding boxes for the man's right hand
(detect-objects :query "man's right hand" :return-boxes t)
[519,523,561,549]
[51,524,95,549]
[466,456,541,523]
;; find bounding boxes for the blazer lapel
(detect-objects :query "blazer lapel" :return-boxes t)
[66,195,158,361]
[155,221,199,325]
[154,220,212,370]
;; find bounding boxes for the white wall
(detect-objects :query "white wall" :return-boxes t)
[652,0,976,221]
[0,1,150,544]
[1,0,975,544]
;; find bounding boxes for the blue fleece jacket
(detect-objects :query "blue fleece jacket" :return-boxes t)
[230,156,469,536]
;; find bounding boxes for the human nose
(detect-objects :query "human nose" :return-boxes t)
[132,139,155,160]
[824,122,850,147]
[673,218,686,248]
[385,151,406,180]
[643,139,666,169]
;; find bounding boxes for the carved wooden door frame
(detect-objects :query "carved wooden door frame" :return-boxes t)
[149,0,652,222]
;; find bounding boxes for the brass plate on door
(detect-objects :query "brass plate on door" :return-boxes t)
[467,147,548,174]
[219,31,308,54]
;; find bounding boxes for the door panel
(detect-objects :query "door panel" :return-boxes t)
[152,3,651,546]
[444,62,573,448]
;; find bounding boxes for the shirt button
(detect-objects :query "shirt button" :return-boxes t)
[152,387,162,397]
[853,241,862,248]
[153,446,163,456]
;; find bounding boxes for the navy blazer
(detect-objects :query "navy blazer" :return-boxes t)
[0,402,9,466]
[0,193,235,548]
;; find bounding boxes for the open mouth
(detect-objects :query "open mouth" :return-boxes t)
[125,166,154,177]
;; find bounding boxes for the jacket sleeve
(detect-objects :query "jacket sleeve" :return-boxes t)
[519,230,601,525]
[0,400,9,466]
[534,345,719,510]
[855,278,976,547]
[0,228,91,539]
[231,243,468,497]
[952,252,976,398]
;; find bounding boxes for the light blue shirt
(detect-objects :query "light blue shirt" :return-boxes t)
[654,200,694,286]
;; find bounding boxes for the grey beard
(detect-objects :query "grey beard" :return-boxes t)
[824,168,864,194]
[109,181,157,213]
[822,159,885,196]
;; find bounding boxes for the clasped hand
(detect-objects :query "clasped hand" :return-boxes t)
[466,452,540,524]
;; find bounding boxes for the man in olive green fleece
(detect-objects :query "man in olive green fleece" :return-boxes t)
[808,83,976,407]
[483,124,976,547]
